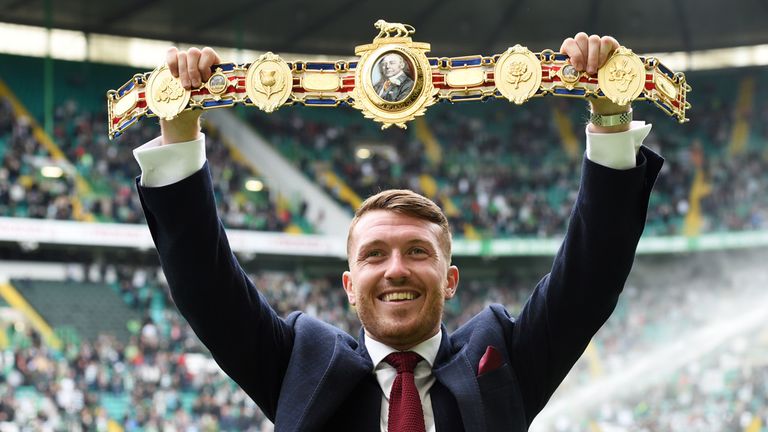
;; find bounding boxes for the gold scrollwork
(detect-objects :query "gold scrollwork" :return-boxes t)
[494,45,542,105]
[245,52,292,113]
[111,89,138,118]
[205,68,230,100]
[557,64,582,90]
[598,47,645,106]
[352,34,437,129]
[145,65,191,120]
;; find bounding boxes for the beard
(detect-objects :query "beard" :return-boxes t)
[354,287,444,349]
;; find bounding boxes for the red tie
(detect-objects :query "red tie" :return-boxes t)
[384,352,426,432]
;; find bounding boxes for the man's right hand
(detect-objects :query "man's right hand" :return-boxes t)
[160,47,222,145]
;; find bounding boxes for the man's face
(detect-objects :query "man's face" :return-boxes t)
[379,54,405,78]
[343,210,459,350]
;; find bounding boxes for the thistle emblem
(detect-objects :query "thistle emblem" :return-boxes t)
[259,69,278,99]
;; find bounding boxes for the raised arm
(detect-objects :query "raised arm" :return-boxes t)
[503,33,664,421]
[134,47,294,421]
[158,47,220,144]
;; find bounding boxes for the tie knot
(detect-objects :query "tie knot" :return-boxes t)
[384,351,422,374]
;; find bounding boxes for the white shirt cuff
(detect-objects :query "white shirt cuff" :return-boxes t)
[133,135,207,187]
[585,121,652,170]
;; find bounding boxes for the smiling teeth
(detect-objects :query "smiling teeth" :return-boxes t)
[383,292,416,302]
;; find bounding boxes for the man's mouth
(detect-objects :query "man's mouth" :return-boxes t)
[379,292,420,302]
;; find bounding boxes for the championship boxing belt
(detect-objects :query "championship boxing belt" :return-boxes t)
[107,20,690,139]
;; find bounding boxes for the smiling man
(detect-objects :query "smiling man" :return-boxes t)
[134,33,663,431]
[343,192,459,351]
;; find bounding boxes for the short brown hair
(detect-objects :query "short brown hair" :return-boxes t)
[347,189,452,258]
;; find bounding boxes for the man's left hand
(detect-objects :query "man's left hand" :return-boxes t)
[560,33,630,132]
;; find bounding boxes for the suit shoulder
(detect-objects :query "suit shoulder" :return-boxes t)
[451,304,515,343]
[288,311,359,348]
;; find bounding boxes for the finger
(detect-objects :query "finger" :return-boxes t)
[598,36,619,68]
[187,47,202,88]
[560,38,584,71]
[199,47,222,82]
[574,32,589,71]
[166,47,179,78]
[177,51,190,89]
[587,34,601,74]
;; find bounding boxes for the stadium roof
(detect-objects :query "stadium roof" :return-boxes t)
[0,0,765,57]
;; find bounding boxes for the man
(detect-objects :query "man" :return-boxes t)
[373,52,414,102]
[134,33,662,431]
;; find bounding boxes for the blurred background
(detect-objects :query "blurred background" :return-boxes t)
[0,1,767,431]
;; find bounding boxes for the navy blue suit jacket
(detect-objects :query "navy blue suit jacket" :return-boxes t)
[137,147,663,431]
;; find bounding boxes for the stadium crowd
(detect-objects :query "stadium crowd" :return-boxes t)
[3,247,766,430]
[553,332,768,432]
[0,96,309,232]
[2,68,768,238]
[248,74,768,238]
[1,61,768,431]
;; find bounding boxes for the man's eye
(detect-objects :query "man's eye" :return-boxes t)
[366,250,383,257]
[409,247,427,255]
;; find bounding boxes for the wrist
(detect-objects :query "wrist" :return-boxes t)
[589,98,630,115]
[160,111,202,145]
[588,99,631,133]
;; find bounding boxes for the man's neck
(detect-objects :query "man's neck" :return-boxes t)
[365,330,442,369]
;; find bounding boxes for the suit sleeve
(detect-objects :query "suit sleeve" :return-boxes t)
[136,163,294,421]
[505,146,664,421]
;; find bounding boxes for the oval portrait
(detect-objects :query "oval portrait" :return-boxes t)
[371,50,416,103]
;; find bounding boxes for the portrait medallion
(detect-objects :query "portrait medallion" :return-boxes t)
[353,42,436,129]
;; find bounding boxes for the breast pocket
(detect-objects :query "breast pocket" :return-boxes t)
[477,362,514,392]
[477,364,527,430]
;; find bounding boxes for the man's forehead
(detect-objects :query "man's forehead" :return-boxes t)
[350,211,441,245]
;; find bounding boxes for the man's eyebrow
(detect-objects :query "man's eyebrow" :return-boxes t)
[356,240,386,252]
[357,238,434,251]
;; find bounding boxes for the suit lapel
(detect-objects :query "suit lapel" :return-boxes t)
[278,333,373,431]
[433,329,487,432]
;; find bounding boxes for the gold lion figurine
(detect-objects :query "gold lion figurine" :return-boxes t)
[374,20,415,38]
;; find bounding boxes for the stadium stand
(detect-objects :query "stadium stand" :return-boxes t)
[3,53,768,239]
[0,48,767,432]
[1,246,766,431]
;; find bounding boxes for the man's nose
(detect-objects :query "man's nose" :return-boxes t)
[384,252,410,283]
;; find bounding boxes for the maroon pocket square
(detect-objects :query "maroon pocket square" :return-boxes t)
[478,345,503,376]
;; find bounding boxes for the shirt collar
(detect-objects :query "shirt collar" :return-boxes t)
[366,329,442,369]
[387,71,407,86]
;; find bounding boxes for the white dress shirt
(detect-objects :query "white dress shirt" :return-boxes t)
[365,330,442,432]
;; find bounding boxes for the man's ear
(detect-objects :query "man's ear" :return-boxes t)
[443,265,459,300]
[342,271,356,305]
